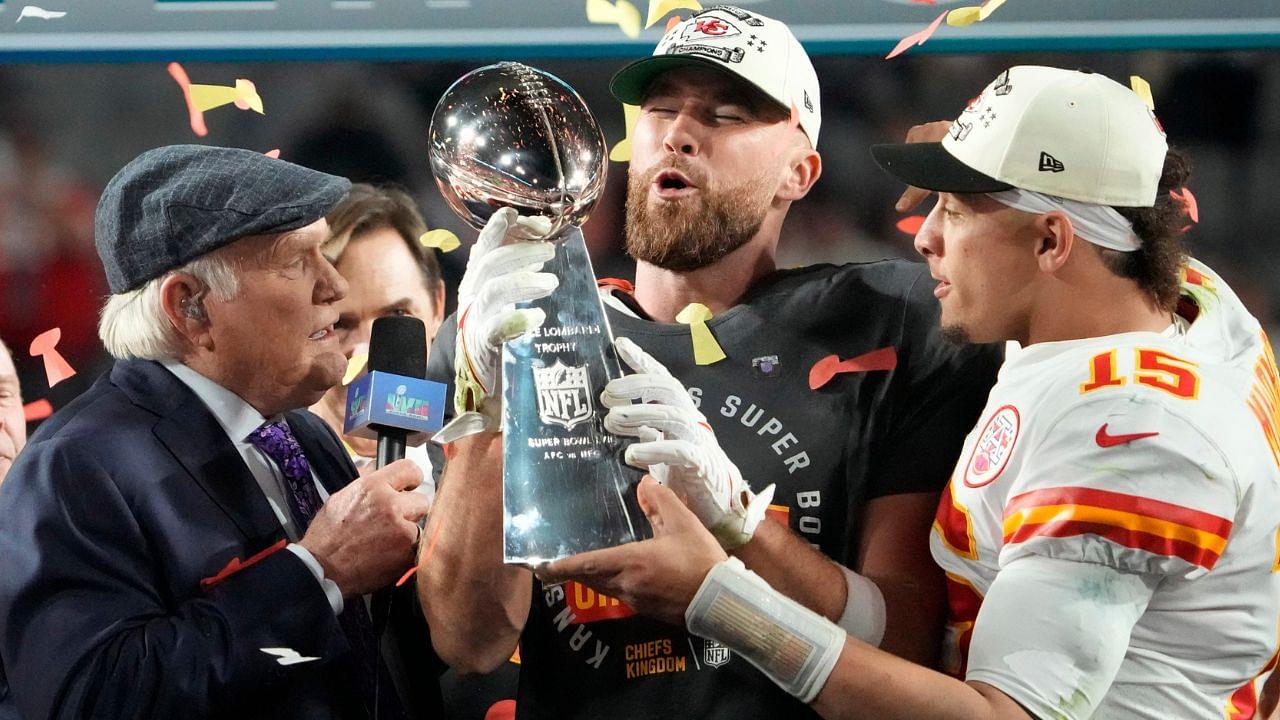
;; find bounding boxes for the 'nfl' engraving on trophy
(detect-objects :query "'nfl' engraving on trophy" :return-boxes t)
[534,361,594,430]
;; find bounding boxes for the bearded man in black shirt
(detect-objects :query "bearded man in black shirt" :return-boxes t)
[418,6,1002,719]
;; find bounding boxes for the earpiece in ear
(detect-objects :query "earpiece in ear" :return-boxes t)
[181,299,206,321]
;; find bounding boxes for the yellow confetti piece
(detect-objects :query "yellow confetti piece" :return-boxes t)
[1130,75,1154,110]
[188,84,238,113]
[343,353,368,386]
[586,0,642,38]
[233,79,264,113]
[609,103,641,163]
[675,303,726,366]
[946,0,1007,27]
[645,0,700,29]
[188,78,264,115]
[419,228,461,253]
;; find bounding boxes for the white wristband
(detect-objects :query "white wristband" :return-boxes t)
[836,564,886,647]
[685,558,845,704]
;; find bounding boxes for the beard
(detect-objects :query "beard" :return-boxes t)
[940,324,972,344]
[624,156,774,272]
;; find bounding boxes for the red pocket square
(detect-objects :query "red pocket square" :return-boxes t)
[200,539,287,591]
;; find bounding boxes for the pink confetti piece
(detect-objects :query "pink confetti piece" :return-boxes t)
[264,148,281,159]
[1170,187,1199,224]
[167,62,209,137]
[885,10,947,60]
[28,327,76,388]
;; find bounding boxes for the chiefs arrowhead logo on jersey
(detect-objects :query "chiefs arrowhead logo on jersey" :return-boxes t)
[964,405,1020,488]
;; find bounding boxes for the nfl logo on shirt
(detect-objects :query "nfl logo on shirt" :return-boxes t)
[703,639,731,668]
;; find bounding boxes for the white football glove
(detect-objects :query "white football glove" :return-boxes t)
[602,336,775,549]
[438,207,558,442]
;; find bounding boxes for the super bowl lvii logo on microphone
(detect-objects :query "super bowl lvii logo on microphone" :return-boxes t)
[384,384,432,419]
[533,361,593,430]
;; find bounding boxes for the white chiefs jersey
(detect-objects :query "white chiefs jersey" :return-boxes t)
[930,260,1280,719]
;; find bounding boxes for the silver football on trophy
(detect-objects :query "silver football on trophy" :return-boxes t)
[428,62,608,238]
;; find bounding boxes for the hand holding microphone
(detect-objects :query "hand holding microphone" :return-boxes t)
[299,316,441,597]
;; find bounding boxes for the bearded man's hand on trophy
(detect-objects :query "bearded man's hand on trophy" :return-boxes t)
[601,337,775,549]
[436,207,558,443]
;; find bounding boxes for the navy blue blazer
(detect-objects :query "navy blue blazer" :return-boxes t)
[0,359,443,719]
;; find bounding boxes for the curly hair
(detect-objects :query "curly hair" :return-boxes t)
[1098,148,1193,310]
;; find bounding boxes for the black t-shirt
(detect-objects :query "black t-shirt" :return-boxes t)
[427,259,1003,720]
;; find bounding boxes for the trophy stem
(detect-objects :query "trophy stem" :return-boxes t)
[501,228,648,564]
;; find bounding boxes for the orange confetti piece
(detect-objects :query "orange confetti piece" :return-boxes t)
[665,14,682,32]
[23,399,53,422]
[484,700,517,720]
[398,516,446,587]
[1170,187,1198,224]
[809,347,898,391]
[200,539,287,591]
[396,564,419,587]
[168,62,208,137]
[28,327,76,388]
[885,11,947,60]
[264,148,281,159]
[896,216,926,235]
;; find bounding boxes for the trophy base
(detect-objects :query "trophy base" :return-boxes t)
[501,227,649,564]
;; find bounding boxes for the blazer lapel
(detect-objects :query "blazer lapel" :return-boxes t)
[287,410,358,497]
[115,360,285,547]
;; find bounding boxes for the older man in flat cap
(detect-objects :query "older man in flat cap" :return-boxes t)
[0,145,443,720]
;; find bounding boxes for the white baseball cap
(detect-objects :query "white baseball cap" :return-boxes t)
[872,66,1168,207]
[609,5,822,145]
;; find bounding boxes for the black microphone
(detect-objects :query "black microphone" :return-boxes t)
[367,315,428,469]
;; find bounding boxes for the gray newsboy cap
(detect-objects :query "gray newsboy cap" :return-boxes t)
[94,144,351,293]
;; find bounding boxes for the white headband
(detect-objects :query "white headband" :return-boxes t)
[986,188,1141,252]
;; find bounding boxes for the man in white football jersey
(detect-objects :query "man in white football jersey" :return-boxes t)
[541,65,1280,719]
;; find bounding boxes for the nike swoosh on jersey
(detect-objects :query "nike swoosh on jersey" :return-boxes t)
[808,346,898,390]
[1095,423,1161,448]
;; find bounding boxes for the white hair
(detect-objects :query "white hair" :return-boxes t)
[98,252,240,360]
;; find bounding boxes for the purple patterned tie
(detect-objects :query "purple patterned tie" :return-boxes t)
[248,419,386,716]
[247,420,323,530]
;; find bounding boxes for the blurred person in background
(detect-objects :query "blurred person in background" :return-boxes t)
[0,337,25,487]
[309,183,446,480]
